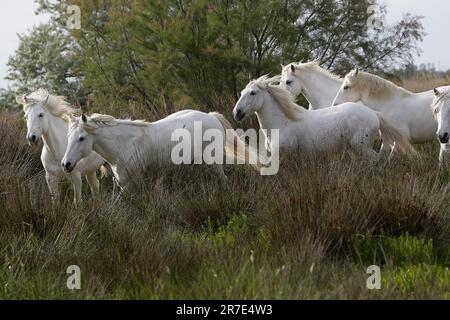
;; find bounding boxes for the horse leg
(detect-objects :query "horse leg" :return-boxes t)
[360,147,380,164]
[388,142,398,162]
[379,142,392,158]
[71,172,83,206]
[439,147,449,171]
[352,130,380,163]
[112,182,128,205]
[45,172,60,205]
[86,171,100,198]
[112,176,123,201]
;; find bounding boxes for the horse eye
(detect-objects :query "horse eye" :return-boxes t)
[79,137,85,142]
[286,80,293,85]
[343,86,350,90]
[250,91,257,96]
[39,113,44,118]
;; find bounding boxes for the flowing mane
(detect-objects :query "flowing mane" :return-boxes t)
[70,113,149,133]
[19,88,77,120]
[250,75,306,120]
[349,71,413,99]
[431,89,450,116]
[283,60,341,81]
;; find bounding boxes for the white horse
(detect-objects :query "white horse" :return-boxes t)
[333,69,450,154]
[280,61,343,109]
[62,111,261,189]
[17,89,106,205]
[431,88,450,163]
[232,76,413,161]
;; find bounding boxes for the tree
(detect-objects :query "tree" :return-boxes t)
[2,0,425,114]
[0,89,18,109]
[0,0,82,109]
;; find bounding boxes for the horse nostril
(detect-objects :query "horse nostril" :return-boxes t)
[439,132,449,144]
[28,135,37,144]
[64,162,72,169]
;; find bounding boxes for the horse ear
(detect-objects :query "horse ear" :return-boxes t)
[15,95,25,105]
[434,88,441,97]
[291,64,296,72]
[81,114,88,123]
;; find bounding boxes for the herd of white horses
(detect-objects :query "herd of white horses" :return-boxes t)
[16,61,450,205]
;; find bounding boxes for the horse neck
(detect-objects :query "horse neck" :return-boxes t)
[92,123,153,166]
[256,94,304,131]
[361,87,411,112]
[299,68,342,108]
[42,114,68,161]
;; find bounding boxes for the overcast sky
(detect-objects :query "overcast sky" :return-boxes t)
[384,0,450,71]
[0,0,449,89]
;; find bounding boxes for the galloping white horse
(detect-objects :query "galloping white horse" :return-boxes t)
[280,61,343,109]
[16,89,106,205]
[232,76,413,161]
[333,69,450,153]
[62,111,261,189]
[431,88,450,163]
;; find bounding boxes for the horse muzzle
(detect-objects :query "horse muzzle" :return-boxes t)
[27,134,39,145]
[438,132,450,144]
[62,161,75,173]
[233,109,246,122]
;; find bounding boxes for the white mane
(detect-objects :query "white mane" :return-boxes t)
[70,113,149,133]
[250,75,305,120]
[348,71,413,99]
[432,89,450,115]
[18,88,77,120]
[282,60,341,81]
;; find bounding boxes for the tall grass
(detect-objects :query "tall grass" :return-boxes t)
[401,72,450,92]
[0,107,449,299]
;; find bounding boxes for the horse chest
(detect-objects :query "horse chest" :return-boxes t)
[41,148,64,174]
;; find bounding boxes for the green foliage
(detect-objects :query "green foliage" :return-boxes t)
[383,264,450,298]
[41,0,424,114]
[353,235,439,267]
[0,89,19,109]
[1,22,82,109]
[1,0,425,113]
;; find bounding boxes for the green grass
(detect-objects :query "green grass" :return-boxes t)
[0,111,449,299]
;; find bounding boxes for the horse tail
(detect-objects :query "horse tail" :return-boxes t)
[209,112,266,171]
[377,113,416,154]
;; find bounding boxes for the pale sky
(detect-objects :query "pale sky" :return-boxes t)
[0,1,50,88]
[0,0,449,89]
[384,0,450,71]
